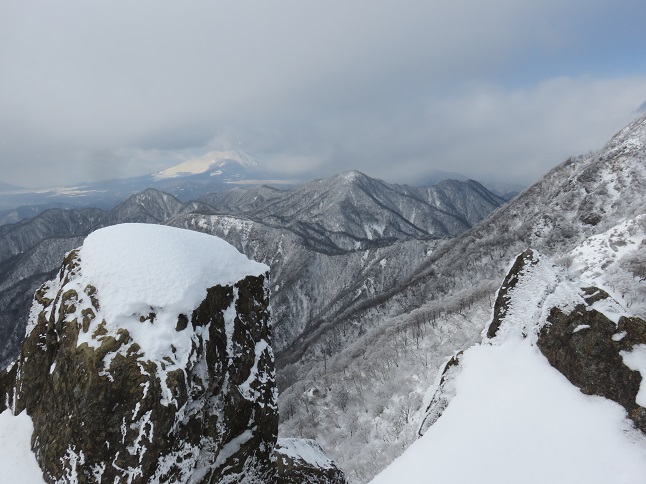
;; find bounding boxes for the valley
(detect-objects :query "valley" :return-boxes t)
[1,112,645,483]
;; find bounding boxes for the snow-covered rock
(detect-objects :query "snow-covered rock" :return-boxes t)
[1,224,278,482]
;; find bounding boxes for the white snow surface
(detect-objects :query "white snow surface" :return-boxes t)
[80,224,267,321]
[370,338,646,484]
[0,410,45,483]
[621,344,646,407]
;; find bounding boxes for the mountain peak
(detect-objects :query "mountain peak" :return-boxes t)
[339,170,366,181]
[323,170,370,186]
[153,150,259,180]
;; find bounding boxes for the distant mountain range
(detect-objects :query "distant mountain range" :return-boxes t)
[0,151,522,225]
[0,171,506,369]
[0,150,294,219]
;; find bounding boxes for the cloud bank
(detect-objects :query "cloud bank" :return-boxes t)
[0,0,644,187]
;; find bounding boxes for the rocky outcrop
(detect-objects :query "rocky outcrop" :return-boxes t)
[0,224,347,483]
[418,351,463,436]
[487,248,538,339]
[537,299,646,433]
[1,251,276,482]
[485,248,646,435]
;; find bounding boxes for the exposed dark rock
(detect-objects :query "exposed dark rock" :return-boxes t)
[487,248,538,339]
[579,212,602,226]
[275,438,348,483]
[1,250,277,483]
[537,300,646,434]
[580,286,612,305]
[0,236,348,483]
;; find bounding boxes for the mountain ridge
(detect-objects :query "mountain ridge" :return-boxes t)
[0,172,505,369]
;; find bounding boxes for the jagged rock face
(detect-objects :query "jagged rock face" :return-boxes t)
[0,249,277,483]
[274,438,348,484]
[486,248,646,435]
[537,301,646,433]
[487,248,537,339]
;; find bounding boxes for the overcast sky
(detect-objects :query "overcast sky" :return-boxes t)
[1,0,645,189]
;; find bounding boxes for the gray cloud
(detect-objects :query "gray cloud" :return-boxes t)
[0,0,645,188]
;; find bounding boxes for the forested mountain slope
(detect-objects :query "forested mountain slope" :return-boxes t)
[0,175,503,369]
[276,113,646,482]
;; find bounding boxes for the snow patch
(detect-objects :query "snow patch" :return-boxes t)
[620,344,646,407]
[371,339,646,484]
[613,331,627,342]
[0,410,45,483]
[212,429,254,470]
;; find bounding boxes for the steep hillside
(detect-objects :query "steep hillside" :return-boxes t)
[276,113,646,481]
[371,246,646,483]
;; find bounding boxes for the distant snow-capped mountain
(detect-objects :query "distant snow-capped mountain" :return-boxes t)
[0,150,285,218]
[153,150,259,180]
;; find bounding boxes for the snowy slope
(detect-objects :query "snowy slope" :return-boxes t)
[568,214,646,316]
[371,248,646,483]
[277,112,646,482]
[370,338,646,484]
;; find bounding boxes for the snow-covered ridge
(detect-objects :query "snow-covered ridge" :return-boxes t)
[154,150,259,180]
[372,247,646,484]
[370,339,646,484]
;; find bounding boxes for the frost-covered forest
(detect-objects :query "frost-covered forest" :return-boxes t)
[278,114,646,481]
